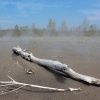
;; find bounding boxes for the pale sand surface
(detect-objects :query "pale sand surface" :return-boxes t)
[0,37,100,100]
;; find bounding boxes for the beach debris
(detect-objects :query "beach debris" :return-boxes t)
[0,76,81,95]
[12,46,100,86]
[26,69,35,74]
[68,87,81,91]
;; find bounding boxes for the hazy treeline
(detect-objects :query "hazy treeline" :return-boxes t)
[0,17,100,37]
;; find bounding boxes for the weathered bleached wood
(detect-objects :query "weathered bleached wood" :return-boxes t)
[12,46,100,85]
[0,76,81,94]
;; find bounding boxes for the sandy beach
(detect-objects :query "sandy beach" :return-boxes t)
[0,36,100,100]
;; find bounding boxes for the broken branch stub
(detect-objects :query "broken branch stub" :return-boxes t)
[12,46,100,85]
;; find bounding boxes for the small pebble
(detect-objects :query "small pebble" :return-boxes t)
[26,69,35,74]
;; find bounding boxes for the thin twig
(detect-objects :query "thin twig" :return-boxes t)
[10,61,23,69]
[0,84,14,87]
[7,75,15,82]
[0,76,81,95]
[0,85,26,95]
[16,61,23,68]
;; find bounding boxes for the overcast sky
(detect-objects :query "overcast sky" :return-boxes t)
[0,0,100,29]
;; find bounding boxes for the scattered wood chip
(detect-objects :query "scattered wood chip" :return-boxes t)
[26,69,35,74]
[68,87,81,91]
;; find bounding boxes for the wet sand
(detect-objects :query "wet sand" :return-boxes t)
[0,37,100,100]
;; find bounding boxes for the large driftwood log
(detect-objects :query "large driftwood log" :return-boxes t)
[12,46,100,85]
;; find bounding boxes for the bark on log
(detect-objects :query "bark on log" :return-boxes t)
[12,46,100,85]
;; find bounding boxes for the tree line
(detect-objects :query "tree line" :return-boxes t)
[0,17,100,37]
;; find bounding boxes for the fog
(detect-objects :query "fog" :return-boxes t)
[0,17,100,60]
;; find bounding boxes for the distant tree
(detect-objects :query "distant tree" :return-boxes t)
[35,28,44,37]
[47,18,56,36]
[14,24,19,30]
[13,24,21,37]
[81,18,89,31]
[89,24,98,36]
[60,20,68,36]
[20,26,25,30]
[20,26,30,31]
[47,18,56,30]
[76,26,81,31]
[75,26,82,35]
[24,26,30,30]
[81,17,89,36]
[47,18,52,30]
[31,23,44,37]
[61,21,67,31]
[31,23,36,30]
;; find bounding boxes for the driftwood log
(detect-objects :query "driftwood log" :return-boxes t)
[12,46,100,85]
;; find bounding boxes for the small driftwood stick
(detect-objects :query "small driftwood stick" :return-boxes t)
[0,76,80,94]
[12,46,100,85]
